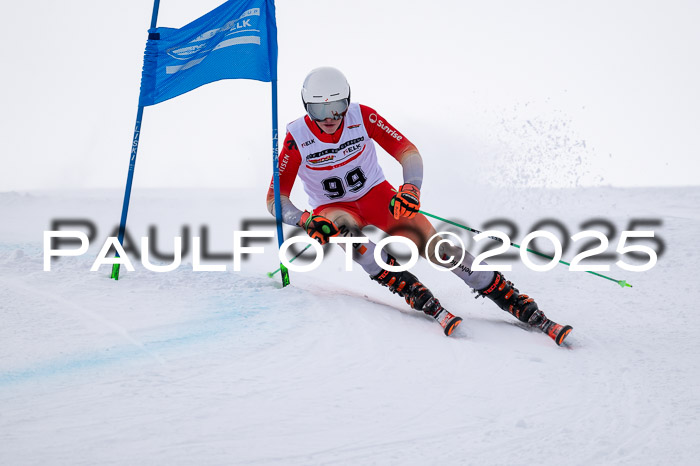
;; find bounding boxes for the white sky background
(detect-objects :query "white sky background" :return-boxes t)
[1,0,698,191]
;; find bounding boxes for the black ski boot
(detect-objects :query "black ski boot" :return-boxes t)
[371,254,462,336]
[476,272,572,345]
[476,272,539,323]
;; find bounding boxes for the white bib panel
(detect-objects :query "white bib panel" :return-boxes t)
[288,103,385,209]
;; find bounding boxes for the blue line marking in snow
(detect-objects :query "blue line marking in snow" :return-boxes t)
[0,303,264,388]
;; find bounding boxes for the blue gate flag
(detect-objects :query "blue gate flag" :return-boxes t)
[139,0,277,106]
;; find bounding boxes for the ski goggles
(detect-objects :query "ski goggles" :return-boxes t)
[306,99,349,121]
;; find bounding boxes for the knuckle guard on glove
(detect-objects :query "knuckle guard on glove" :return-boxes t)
[390,183,420,219]
[300,211,340,245]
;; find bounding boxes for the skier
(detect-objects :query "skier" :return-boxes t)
[266,66,571,343]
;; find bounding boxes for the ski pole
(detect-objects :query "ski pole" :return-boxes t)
[418,209,632,288]
[267,243,312,277]
[269,201,634,288]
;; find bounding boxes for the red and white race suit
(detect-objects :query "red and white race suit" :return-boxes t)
[266,103,417,215]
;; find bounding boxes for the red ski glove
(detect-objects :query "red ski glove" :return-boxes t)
[390,183,421,219]
[299,211,340,245]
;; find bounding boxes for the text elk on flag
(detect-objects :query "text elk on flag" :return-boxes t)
[138,0,277,106]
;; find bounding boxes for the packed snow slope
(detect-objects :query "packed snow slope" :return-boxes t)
[1,186,698,465]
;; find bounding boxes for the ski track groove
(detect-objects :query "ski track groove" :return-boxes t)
[2,275,169,366]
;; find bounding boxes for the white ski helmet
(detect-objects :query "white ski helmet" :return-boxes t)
[301,67,351,121]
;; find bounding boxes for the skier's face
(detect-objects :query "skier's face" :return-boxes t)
[315,117,343,134]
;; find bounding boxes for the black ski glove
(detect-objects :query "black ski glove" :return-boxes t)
[299,211,340,245]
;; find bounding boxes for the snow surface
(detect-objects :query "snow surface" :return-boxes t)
[1,186,699,465]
